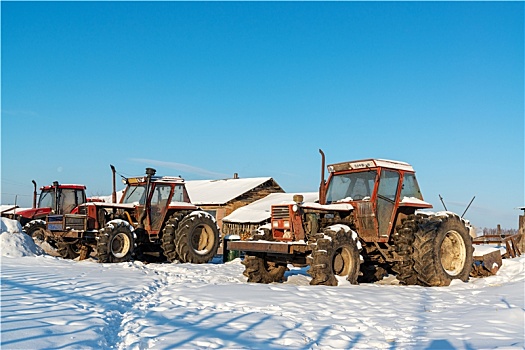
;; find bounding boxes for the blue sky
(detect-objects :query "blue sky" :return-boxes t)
[2,2,523,229]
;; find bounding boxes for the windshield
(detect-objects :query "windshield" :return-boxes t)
[326,170,377,203]
[122,185,147,204]
[38,190,55,209]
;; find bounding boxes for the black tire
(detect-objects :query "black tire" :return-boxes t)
[175,213,220,264]
[161,214,182,262]
[308,225,361,286]
[97,221,134,263]
[242,254,288,283]
[392,214,419,285]
[57,241,83,259]
[412,214,473,286]
[23,220,51,244]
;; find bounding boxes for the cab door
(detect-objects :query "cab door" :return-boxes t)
[376,170,400,238]
[148,184,173,232]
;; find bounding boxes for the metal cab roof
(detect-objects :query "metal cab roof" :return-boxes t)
[328,159,414,173]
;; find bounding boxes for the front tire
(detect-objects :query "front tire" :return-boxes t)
[97,221,134,263]
[23,220,48,242]
[412,214,473,286]
[242,254,288,283]
[175,212,220,263]
[308,225,361,286]
[57,241,82,259]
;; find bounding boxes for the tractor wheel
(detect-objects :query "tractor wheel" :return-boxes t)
[96,222,134,263]
[161,215,183,262]
[57,241,83,259]
[392,214,420,285]
[23,220,48,242]
[412,214,473,286]
[242,254,288,283]
[308,225,361,286]
[175,213,220,264]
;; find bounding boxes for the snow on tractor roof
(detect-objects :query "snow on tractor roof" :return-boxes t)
[126,175,185,185]
[40,184,86,190]
[328,159,414,172]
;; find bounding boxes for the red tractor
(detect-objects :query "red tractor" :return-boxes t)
[229,150,474,287]
[3,181,88,241]
[36,167,220,264]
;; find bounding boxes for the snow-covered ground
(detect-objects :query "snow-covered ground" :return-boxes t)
[1,218,524,349]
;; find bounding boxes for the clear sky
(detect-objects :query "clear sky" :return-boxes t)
[2,1,523,229]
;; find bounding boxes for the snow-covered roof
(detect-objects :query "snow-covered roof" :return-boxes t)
[222,192,318,223]
[185,177,280,205]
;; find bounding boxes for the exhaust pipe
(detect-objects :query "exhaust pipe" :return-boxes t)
[138,168,156,229]
[32,180,37,209]
[110,165,117,203]
[319,149,326,205]
[53,181,60,214]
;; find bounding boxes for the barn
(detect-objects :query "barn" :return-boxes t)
[185,175,284,230]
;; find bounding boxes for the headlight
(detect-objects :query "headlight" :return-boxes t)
[283,220,290,228]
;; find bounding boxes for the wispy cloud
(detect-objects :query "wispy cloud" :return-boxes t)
[130,158,229,178]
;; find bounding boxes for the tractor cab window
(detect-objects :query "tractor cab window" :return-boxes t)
[326,170,377,203]
[38,190,54,209]
[377,170,400,201]
[171,185,185,203]
[59,189,78,214]
[151,184,172,207]
[122,185,147,204]
[150,184,172,230]
[400,173,423,200]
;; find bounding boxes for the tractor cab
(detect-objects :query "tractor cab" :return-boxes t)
[322,159,432,241]
[120,170,194,234]
[38,183,87,215]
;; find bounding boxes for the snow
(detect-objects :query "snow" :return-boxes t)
[1,217,524,349]
[401,196,433,207]
[301,201,354,211]
[223,192,318,223]
[185,177,277,205]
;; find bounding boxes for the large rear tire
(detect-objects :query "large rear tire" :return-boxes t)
[242,254,288,283]
[412,214,473,286]
[175,212,220,264]
[308,225,361,286]
[97,221,134,263]
[161,214,183,262]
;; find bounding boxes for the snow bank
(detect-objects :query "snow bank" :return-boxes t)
[0,217,44,257]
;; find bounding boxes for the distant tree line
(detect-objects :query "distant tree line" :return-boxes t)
[481,227,519,236]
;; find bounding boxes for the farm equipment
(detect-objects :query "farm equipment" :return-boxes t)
[2,181,88,242]
[228,150,475,287]
[471,231,523,277]
[27,167,220,263]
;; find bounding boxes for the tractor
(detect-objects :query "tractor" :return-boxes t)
[228,150,474,287]
[2,181,88,242]
[27,167,220,263]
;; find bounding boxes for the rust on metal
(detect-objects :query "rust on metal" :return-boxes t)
[227,241,308,255]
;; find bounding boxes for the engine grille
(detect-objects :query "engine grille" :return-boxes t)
[64,214,87,231]
[272,205,290,220]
